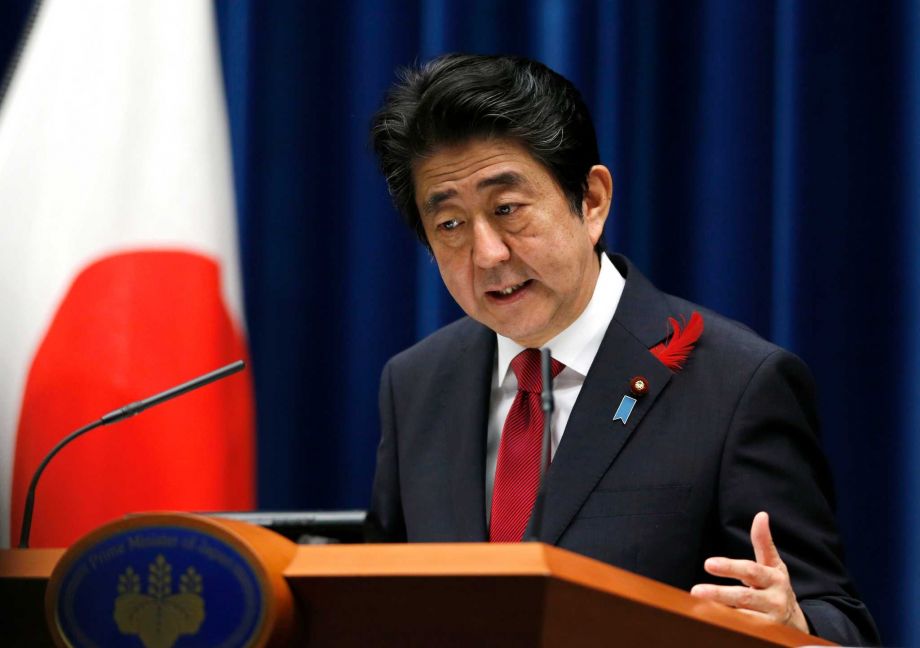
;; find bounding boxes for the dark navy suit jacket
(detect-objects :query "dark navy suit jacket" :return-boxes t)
[369,254,879,645]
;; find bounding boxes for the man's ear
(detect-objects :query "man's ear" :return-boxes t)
[582,165,613,245]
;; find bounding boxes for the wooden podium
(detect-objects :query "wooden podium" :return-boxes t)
[0,513,833,647]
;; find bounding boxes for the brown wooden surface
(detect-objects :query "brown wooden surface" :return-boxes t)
[2,530,837,647]
[0,548,63,647]
[284,542,834,647]
[0,548,64,577]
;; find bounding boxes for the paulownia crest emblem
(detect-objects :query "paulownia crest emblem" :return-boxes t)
[113,554,205,648]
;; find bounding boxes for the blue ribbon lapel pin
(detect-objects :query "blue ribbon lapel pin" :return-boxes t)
[613,395,637,425]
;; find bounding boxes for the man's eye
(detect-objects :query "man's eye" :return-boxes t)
[438,218,461,231]
[495,204,516,216]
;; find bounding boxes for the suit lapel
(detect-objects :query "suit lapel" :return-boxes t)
[443,321,494,541]
[531,255,678,544]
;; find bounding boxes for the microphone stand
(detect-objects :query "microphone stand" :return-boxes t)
[526,348,554,542]
[17,360,246,548]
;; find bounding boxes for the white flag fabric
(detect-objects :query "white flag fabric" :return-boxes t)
[0,0,255,547]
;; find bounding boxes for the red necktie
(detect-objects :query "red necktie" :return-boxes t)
[489,349,565,542]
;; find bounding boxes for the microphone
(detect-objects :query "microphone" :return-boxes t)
[526,348,555,542]
[17,360,246,548]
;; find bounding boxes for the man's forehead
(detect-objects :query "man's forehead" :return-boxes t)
[413,139,541,199]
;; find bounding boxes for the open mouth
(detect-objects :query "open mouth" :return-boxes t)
[487,279,532,302]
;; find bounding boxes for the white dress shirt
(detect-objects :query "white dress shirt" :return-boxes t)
[485,254,626,517]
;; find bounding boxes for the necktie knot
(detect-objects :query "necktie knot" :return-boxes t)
[510,348,565,394]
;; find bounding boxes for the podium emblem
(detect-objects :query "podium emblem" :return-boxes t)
[113,555,205,647]
[47,518,269,648]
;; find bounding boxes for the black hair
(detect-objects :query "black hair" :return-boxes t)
[371,53,604,252]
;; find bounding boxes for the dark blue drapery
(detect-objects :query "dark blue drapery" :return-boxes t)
[3,0,917,643]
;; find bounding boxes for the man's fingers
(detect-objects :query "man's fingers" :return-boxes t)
[751,511,783,568]
[704,557,775,589]
[696,513,808,633]
[690,583,783,614]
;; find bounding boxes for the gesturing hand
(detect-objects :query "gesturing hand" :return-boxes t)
[690,511,808,633]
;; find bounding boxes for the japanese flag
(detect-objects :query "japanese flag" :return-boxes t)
[0,1,255,547]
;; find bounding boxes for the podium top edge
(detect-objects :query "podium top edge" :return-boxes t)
[283,543,834,647]
[0,548,66,578]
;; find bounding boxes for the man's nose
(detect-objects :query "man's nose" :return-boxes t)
[471,218,510,268]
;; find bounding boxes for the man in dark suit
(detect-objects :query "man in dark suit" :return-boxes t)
[368,54,879,645]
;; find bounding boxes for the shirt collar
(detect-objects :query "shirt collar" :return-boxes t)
[495,253,625,384]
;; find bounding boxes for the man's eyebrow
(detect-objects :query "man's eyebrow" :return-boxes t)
[423,189,456,216]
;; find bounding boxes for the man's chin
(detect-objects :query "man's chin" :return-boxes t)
[488,320,554,348]
[468,300,556,346]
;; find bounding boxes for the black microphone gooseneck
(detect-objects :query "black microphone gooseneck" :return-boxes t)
[526,348,555,542]
[17,360,246,549]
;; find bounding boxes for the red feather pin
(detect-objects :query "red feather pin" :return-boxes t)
[650,312,704,371]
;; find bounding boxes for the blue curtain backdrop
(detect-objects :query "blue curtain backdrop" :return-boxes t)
[1,0,918,643]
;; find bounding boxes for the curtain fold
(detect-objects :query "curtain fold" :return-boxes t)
[902,3,920,645]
